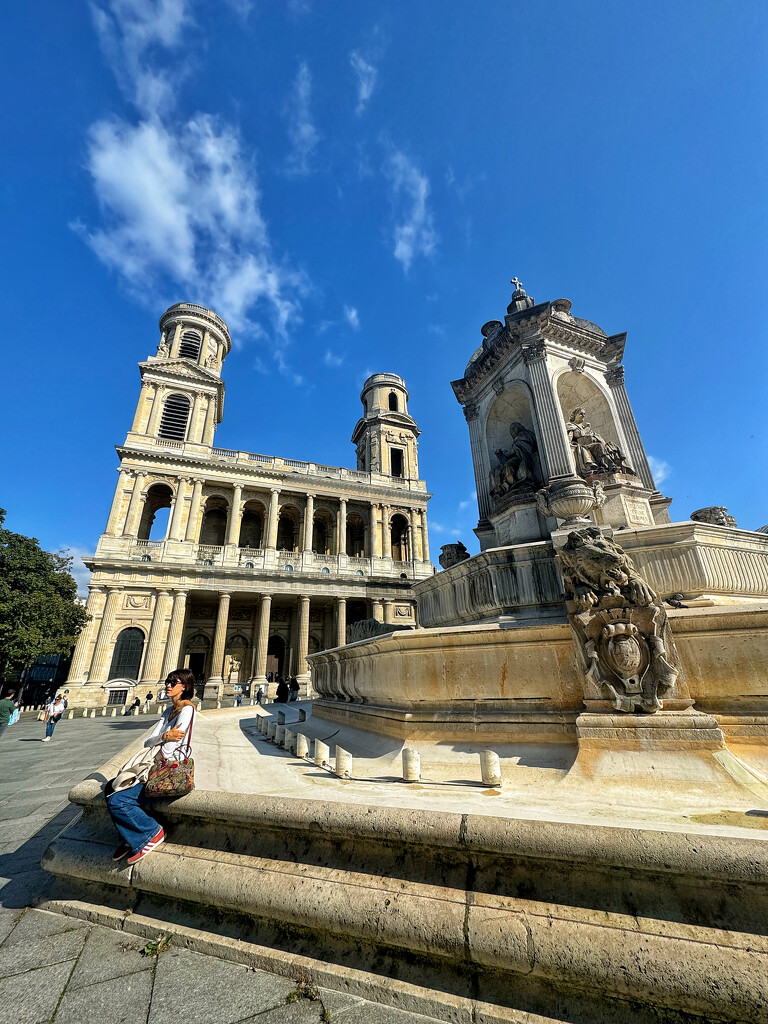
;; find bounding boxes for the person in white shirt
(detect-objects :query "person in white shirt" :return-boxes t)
[42,695,66,741]
[106,668,196,865]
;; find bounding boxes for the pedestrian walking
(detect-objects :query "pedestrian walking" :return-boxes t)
[0,690,19,742]
[145,690,154,708]
[107,668,197,865]
[275,677,289,703]
[43,694,66,742]
[236,692,243,707]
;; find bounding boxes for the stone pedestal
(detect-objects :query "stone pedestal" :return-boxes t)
[591,473,655,529]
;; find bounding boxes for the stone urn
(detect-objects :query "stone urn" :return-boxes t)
[536,478,600,527]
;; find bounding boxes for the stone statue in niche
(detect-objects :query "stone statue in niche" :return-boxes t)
[156,337,170,357]
[227,657,241,683]
[558,527,679,713]
[439,542,470,569]
[567,408,634,477]
[489,423,541,502]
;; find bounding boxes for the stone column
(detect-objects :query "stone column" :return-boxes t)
[303,494,315,552]
[206,593,231,695]
[464,404,492,522]
[87,587,122,683]
[131,383,152,433]
[199,329,210,366]
[203,395,217,446]
[67,586,104,683]
[168,478,188,540]
[161,589,188,678]
[147,385,167,437]
[338,499,347,555]
[248,600,261,678]
[253,595,272,682]
[420,510,430,563]
[383,599,394,624]
[604,365,655,491]
[297,596,310,680]
[336,597,347,648]
[122,472,148,537]
[184,478,205,542]
[141,590,172,683]
[523,342,573,480]
[409,509,421,561]
[371,599,384,623]
[105,468,133,536]
[227,484,244,546]
[168,322,183,359]
[266,488,280,550]
[369,504,379,557]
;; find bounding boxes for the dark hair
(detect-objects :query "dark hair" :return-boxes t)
[5,690,16,698]
[165,668,196,700]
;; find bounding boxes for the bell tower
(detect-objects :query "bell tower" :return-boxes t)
[126,302,231,450]
[351,373,420,479]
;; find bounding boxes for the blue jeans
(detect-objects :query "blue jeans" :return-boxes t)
[45,718,58,738]
[107,782,162,854]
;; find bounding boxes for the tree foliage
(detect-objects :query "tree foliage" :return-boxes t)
[0,508,89,680]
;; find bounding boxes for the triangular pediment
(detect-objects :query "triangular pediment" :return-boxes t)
[139,359,220,385]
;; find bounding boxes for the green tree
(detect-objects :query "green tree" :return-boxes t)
[0,509,89,684]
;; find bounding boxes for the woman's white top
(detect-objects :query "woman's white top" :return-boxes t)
[46,700,66,718]
[144,704,195,759]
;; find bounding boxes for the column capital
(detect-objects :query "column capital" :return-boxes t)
[89,585,106,596]
[604,364,625,386]
[270,487,281,495]
[105,584,122,594]
[218,591,231,601]
[463,402,480,421]
[154,588,171,597]
[171,587,189,597]
[522,340,547,364]
[193,476,206,485]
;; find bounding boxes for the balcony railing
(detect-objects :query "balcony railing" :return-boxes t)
[134,539,163,547]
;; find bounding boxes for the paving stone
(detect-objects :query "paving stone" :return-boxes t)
[1,908,89,949]
[315,986,366,1017]
[332,1003,444,1024]
[0,919,86,978]
[0,957,74,1024]
[67,923,151,991]
[149,947,297,1024]
[0,909,22,947]
[238,997,329,1023]
[54,961,155,1024]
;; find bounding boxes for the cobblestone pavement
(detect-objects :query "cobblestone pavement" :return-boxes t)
[0,716,446,1024]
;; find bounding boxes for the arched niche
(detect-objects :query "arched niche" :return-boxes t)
[556,371,621,448]
[485,383,538,466]
[138,483,173,540]
[200,496,229,546]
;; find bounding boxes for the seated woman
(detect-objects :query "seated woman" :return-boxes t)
[107,668,196,865]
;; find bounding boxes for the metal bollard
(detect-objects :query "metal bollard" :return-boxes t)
[275,724,285,747]
[402,748,421,782]
[313,738,329,767]
[284,728,295,753]
[267,721,277,740]
[296,733,309,758]
[334,746,352,779]
[479,749,502,788]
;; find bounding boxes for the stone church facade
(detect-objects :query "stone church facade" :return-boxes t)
[65,302,434,707]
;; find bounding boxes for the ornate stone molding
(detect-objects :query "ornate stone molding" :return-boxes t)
[604,365,625,386]
[463,403,479,422]
[522,340,547,364]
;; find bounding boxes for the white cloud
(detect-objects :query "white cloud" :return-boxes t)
[80,0,305,356]
[61,547,93,599]
[384,149,437,272]
[350,50,377,115]
[91,0,191,118]
[648,455,672,486]
[324,349,343,367]
[284,62,319,177]
[344,305,360,329]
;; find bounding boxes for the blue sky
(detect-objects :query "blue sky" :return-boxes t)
[2,0,767,594]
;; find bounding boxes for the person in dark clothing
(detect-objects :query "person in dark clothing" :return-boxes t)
[275,678,289,703]
[288,677,300,701]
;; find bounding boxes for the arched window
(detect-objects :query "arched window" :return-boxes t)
[345,515,365,557]
[137,483,173,540]
[390,514,409,561]
[200,500,228,546]
[158,394,190,440]
[108,627,145,681]
[277,513,296,551]
[178,329,202,360]
[238,510,263,549]
[312,519,328,554]
[388,392,399,411]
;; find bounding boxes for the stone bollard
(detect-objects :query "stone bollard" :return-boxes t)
[284,728,295,753]
[82,709,89,717]
[334,746,352,779]
[111,708,117,717]
[275,724,285,747]
[267,721,277,740]
[68,710,75,720]
[314,738,329,767]
[216,701,222,709]
[298,709,307,723]
[90,708,96,718]
[296,733,309,759]
[101,708,107,716]
[133,708,140,716]
[277,711,285,725]
[402,748,421,782]
[479,749,502,788]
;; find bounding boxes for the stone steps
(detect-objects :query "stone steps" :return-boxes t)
[41,777,768,1024]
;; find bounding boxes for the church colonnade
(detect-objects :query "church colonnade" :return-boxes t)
[108,475,430,562]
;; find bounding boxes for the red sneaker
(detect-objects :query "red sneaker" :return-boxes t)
[126,828,165,865]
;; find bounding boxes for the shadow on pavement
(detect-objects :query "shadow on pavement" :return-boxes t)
[0,804,82,910]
